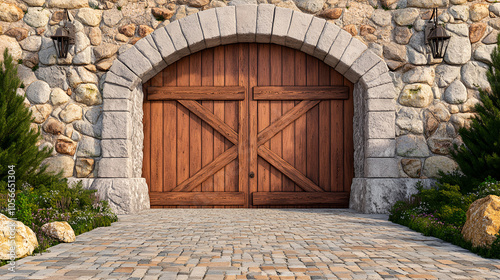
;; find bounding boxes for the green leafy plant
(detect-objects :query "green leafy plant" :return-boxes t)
[447,34,500,186]
[0,49,52,186]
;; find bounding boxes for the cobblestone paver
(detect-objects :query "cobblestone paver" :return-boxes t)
[2,209,500,279]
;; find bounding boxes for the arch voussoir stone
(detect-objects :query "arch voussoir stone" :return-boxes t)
[96,4,403,215]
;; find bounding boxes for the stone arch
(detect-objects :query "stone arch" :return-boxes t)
[96,4,399,214]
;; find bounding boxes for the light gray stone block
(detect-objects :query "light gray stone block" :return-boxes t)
[285,12,313,50]
[366,83,397,99]
[138,36,167,72]
[102,139,132,158]
[102,83,132,99]
[350,178,433,213]
[85,178,150,214]
[118,46,154,79]
[366,111,395,139]
[102,111,132,139]
[364,158,399,178]
[179,13,206,53]
[103,98,132,111]
[314,22,341,60]
[198,9,221,48]
[360,60,389,87]
[344,50,380,83]
[166,20,190,58]
[98,158,132,178]
[256,4,275,43]
[301,17,326,56]
[236,5,257,42]
[151,27,179,64]
[363,72,392,89]
[323,29,350,67]
[108,60,139,89]
[271,7,293,45]
[216,6,237,45]
[366,98,396,112]
[336,38,367,75]
[365,139,396,158]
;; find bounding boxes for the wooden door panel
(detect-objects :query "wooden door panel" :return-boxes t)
[143,43,353,208]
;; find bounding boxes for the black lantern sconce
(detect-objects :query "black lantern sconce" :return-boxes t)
[424,8,451,59]
[51,9,75,59]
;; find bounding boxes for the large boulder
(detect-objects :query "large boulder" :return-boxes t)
[462,195,500,248]
[0,214,38,260]
[41,222,76,243]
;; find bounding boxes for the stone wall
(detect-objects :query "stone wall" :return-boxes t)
[0,0,494,183]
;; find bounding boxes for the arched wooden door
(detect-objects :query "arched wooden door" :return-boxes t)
[143,43,354,208]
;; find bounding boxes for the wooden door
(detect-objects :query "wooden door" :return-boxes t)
[143,44,353,208]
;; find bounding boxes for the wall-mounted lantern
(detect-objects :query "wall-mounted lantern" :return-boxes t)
[425,8,451,59]
[51,9,75,59]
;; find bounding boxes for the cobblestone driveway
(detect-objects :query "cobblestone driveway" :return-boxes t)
[2,209,500,279]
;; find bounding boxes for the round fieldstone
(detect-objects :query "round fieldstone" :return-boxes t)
[5,28,28,41]
[397,134,430,157]
[294,0,325,13]
[23,7,50,28]
[401,159,422,178]
[435,64,461,88]
[461,61,489,90]
[491,3,500,17]
[424,111,439,138]
[55,135,77,156]
[383,42,406,62]
[427,137,453,155]
[152,8,174,20]
[19,36,41,52]
[371,9,391,27]
[94,43,119,61]
[319,8,343,20]
[0,35,22,61]
[469,23,487,44]
[185,0,210,7]
[59,104,83,123]
[46,0,88,9]
[89,27,102,46]
[50,88,70,106]
[474,44,496,64]
[424,156,458,178]
[394,26,412,44]
[43,117,64,135]
[75,158,94,178]
[76,8,102,27]
[119,24,136,37]
[470,4,489,22]
[402,67,435,86]
[26,80,51,104]
[482,30,498,45]
[399,84,433,108]
[30,104,52,124]
[75,84,102,106]
[449,5,468,22]
[444,80,467,104]
[76,136,101,157]
[24,0,46,7]
[42,156,74,177]
[396,107,424,135]
[103,8,122,27]
[444,35,471,65]
[393,8,419,26]
[407,0,448,8]
[0,2,24,22]
[138,25,154,38]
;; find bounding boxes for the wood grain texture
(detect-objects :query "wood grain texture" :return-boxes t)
[258,145,324,192]
[201,48,215,193]
[178,100,239,145]
[253,86,349,100]
[172,146,238,192]
[150,192,245,206]
[148,86,245,100]
[252,192,349,206]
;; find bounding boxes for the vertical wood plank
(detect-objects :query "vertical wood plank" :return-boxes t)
[238,43,249,208]
[343,77,354,193]
[189,52,203,197]
[201,48,215,194]
[150,73,164,194]
[176,56,191,197]
[163,63,177,193]
[142,82,151,192]
[318,62,331,192]
[248,43,258,207]
[225,44,239,194]
[306,55,319,186]
[213,45,225,208]
[257,44,271,194]
[294,51,307,192]
[281,48,295,193]
[269,45,283,193]
[331,70,344,192]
